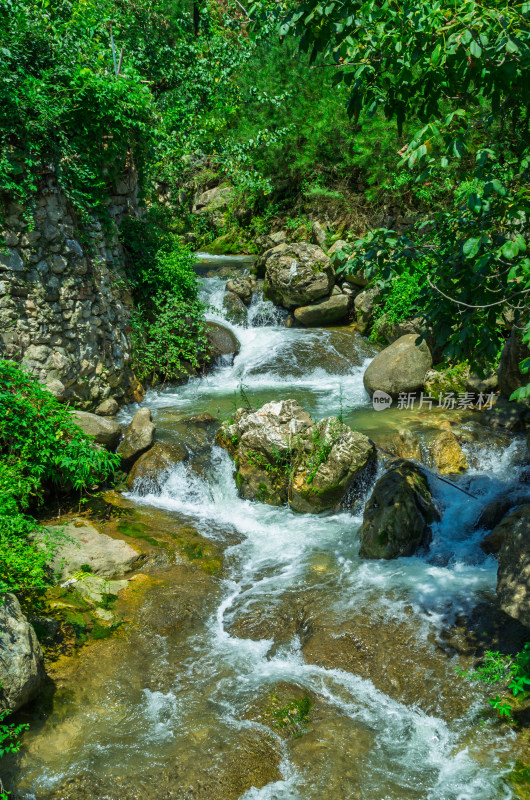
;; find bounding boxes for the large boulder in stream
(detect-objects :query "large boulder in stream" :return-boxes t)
[363,334,432,398]
[359,460,439,559]
[223,290,248,325]
[262,243,334,309]
[216,399,375,512]
[497,505,530,627]
[205,321,240,361]
[293,294,351,327]
[117,407,156,468]
[126,441,187,491]
[0,594,45,713]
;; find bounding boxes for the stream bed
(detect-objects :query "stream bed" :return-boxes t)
[8,253,530,800]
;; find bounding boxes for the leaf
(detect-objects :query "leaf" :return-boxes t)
[463,237,481,258]
[501,241,519,260]
[467,193,482,213]
[470,41,482,58]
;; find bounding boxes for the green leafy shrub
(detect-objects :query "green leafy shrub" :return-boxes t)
[120,215,208,385]
[0,361,119,595]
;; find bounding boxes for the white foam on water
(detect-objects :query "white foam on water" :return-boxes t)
[17,264,521,799]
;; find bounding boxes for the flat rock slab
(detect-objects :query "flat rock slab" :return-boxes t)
[45,520,140,579]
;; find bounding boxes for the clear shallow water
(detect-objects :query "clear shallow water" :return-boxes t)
[11,254,528,800]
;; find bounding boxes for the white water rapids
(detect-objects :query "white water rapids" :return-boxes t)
[11,254,529,800]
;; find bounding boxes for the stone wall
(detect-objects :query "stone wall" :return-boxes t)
[0,170,142,410]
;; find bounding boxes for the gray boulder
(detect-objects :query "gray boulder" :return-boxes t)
[293,294,351,327]
[127,441,187,491]
[95,398,119,417]
[359,460,439,559]
[217,400,374,512]
[354,286,380,333]
[0,594,45,712]
[289,416,375,513]
[45,519,140,579]
[497,505,530,627]
[226,275,257,306]
[363,334,432,398]
[311,220,327,248]
[71,410,121,449]
[262,243,333,309]
[117,407,155,467]
[205,321,240,360]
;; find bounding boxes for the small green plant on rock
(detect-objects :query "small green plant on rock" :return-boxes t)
[457,644,530,720]
[271,696,312,735]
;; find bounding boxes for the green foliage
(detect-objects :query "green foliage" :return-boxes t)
[120,214,207,385]
[273,0,530,378]
[457,644,530,720]
[0,361,119,595]
[0,701,27,800]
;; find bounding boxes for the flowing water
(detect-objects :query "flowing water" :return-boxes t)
[9,254,530,800]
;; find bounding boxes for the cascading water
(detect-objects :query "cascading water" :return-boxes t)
[10,254,528,800]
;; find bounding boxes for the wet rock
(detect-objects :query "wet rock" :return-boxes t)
[290,416,375,513]
[479,396,529,432]
[137,565,220,635]
[0,594,45,713]
[217,400,375,512]
[359,459,439,559]
[302,605,471,720]
[430,429,468,475]
[225,275,256,306]
[45,519,140,579]
[497,505,530,627]
[477,497,520,533]
[117,407,155,467]
[353,286,380,333]
[293,294,351,327]
[94,397,119,417]
[126,441,187,491]
[262,243,333,309]
[363,334,432,398]
[71,410,121,449]
[47,727,281,800]
[223,290,248,325]
[385,428,421,461]
[180,412,217,425]
[205,321,240,361]
[498,329,530,398]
